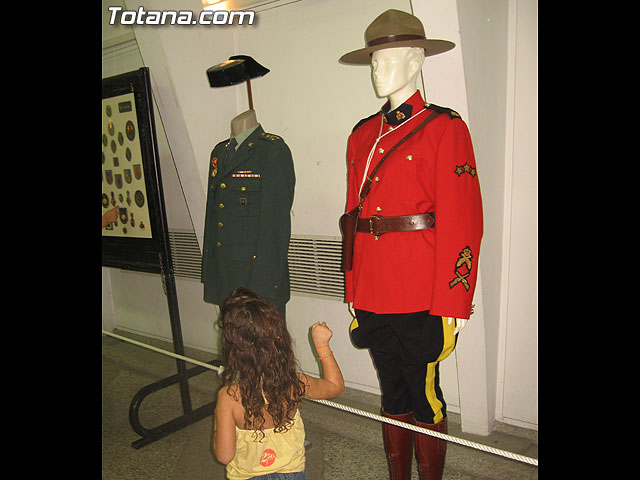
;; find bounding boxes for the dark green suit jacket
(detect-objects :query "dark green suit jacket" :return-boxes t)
[201,125,295,308]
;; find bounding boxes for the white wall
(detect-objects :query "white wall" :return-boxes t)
[102,0,537,432]
[496,0,538,429]
[454,0,508,434]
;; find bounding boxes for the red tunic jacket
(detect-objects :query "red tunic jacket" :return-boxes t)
[344,90,483,318]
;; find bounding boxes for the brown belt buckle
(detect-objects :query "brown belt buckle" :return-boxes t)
[369,215,380,240]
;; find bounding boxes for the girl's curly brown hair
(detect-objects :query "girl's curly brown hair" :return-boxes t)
[217,287,306,441]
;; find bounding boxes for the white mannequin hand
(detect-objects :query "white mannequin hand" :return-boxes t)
[446,317,468,335]
[348,302,356,318]
[454,318,467,335]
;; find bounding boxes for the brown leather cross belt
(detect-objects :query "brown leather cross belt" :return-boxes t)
[356,212,435,237]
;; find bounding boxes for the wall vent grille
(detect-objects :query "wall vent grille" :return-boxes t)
[167,230,344,300]
[288,235,344,300]
[168,229,203,280]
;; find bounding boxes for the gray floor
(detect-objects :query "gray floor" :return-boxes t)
[102,330,538,479]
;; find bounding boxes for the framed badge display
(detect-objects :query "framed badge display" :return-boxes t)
[102,68,168,274]
[102,90,152,240]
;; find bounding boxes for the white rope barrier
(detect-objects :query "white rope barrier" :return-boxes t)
[308,398,538,466]
[102,330,538,467]
[102,330,217,371]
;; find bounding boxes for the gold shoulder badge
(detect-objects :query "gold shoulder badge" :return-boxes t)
[454,162,476,178]
[260,132,282,141]
[448,246,473,291]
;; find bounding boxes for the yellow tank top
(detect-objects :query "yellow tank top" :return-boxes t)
[226,409,306,480]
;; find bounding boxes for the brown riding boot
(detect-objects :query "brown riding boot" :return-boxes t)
[381,409,414,480]
[414,416,447,480]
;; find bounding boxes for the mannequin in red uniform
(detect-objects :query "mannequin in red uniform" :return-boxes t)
[339,10,483,480]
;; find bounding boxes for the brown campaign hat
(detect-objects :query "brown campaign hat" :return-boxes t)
[339,9,455,65]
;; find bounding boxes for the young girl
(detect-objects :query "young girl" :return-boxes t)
[213,287,345,480]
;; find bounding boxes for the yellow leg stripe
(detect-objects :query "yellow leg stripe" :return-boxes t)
[425,361,444,424]
[349,317,359,332]
[424,316,458,424]
[438,316,457,363]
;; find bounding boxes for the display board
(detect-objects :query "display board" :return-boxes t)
[102,67,167,274]
[102,91,153,239]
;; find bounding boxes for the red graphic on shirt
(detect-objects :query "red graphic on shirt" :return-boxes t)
[259,448,276,467]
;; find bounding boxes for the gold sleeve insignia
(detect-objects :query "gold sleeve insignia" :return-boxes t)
[448,246,473,291]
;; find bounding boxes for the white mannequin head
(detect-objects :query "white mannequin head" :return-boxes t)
[371,46,425,109]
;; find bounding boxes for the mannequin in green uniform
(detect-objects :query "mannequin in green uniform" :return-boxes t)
[201,107,295,318]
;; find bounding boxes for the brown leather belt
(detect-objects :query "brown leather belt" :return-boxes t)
[356,212,435,237]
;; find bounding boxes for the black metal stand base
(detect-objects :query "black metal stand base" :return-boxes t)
[129,358,222,449]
